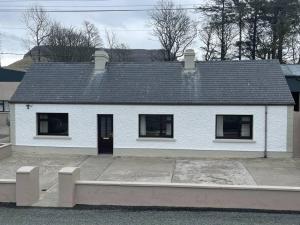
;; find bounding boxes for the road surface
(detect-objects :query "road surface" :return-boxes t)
[0,205,300,225]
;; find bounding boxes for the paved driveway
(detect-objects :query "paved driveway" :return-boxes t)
[1,152,300,207]
[0,152,86,191]
[0,152,257,186]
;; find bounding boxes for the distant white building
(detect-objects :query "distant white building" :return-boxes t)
[0,68,24,127]
[9,50,294,158]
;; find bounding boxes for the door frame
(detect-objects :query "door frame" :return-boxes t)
[97,114,114,155]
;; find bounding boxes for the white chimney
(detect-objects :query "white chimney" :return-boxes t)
[94,50,109,71]
[184,49,196,71]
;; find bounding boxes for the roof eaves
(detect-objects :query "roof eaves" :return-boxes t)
[9,100,295,106]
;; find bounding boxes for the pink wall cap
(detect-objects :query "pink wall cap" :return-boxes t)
[59,167,79,175]
[17,166,38,174]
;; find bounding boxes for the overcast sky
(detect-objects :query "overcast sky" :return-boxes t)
[0,0,205,66]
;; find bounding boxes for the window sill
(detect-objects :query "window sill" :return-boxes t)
[213,139,256,143]
[0,112,9,114]
[136,138,176,142]
[34,135,72,140]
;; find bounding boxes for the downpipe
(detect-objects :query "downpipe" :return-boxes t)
[264,105,268,158]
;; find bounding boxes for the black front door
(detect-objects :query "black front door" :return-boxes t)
[98,115,113,154]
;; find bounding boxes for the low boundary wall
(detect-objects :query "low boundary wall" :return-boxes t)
[0,167,39,206]
[59,167,300,211]
[0,180,16,203]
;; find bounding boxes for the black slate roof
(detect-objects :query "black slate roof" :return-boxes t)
[11,60,294,105]
[285,77,300,92]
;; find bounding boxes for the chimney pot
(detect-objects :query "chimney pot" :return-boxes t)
[94,50,109,72]
[184,49,196,71]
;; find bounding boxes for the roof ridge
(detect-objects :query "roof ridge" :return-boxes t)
[28,59,280,66]
[108,61,180,65]
[32,62,93,65]
[196,59,279,64]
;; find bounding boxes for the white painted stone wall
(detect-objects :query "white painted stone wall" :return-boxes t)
[13,104,289,154]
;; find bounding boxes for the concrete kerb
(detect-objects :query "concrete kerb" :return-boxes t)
[58,167,300,211]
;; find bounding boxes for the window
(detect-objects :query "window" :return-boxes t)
[0,101,9,112]
[292,92,299,112]
[37,113,69,136]
[139,115,173,138]
[216,115,253,139]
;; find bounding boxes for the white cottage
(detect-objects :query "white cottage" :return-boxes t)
[9,50,295,158]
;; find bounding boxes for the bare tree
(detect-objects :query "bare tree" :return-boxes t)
[150,0,197,61]
[199,0,235,60]
[291,38,300,64]
[82,21,103,61]
[46,23,81,61]
[105,29,119,49]
[255,25,273,59]
[105,29,129,62]
[199,23,217,61]
[45,21,103,62]
[83,21,102,48]
[215,22,237,59]
[287,30,300,64]
[232,0,247,60]
[23,6,51,62]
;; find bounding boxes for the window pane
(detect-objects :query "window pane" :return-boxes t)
[216,115,252,139]
[146,115,161,137]
[38,113,68,136]
[4,101,9,112]
[166,123,172,136]
[48,115,68,135]
[40,121,48,133]
[241,116,251,122]
[216,116,224,137]
[165,116,173,136]
[139,115,146,136]
[241,123,251,137]
[139,115,173,138]
[0,101,4,112]
[166,115,172,122]
[40,114,48,120]
[223,116,240,139]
